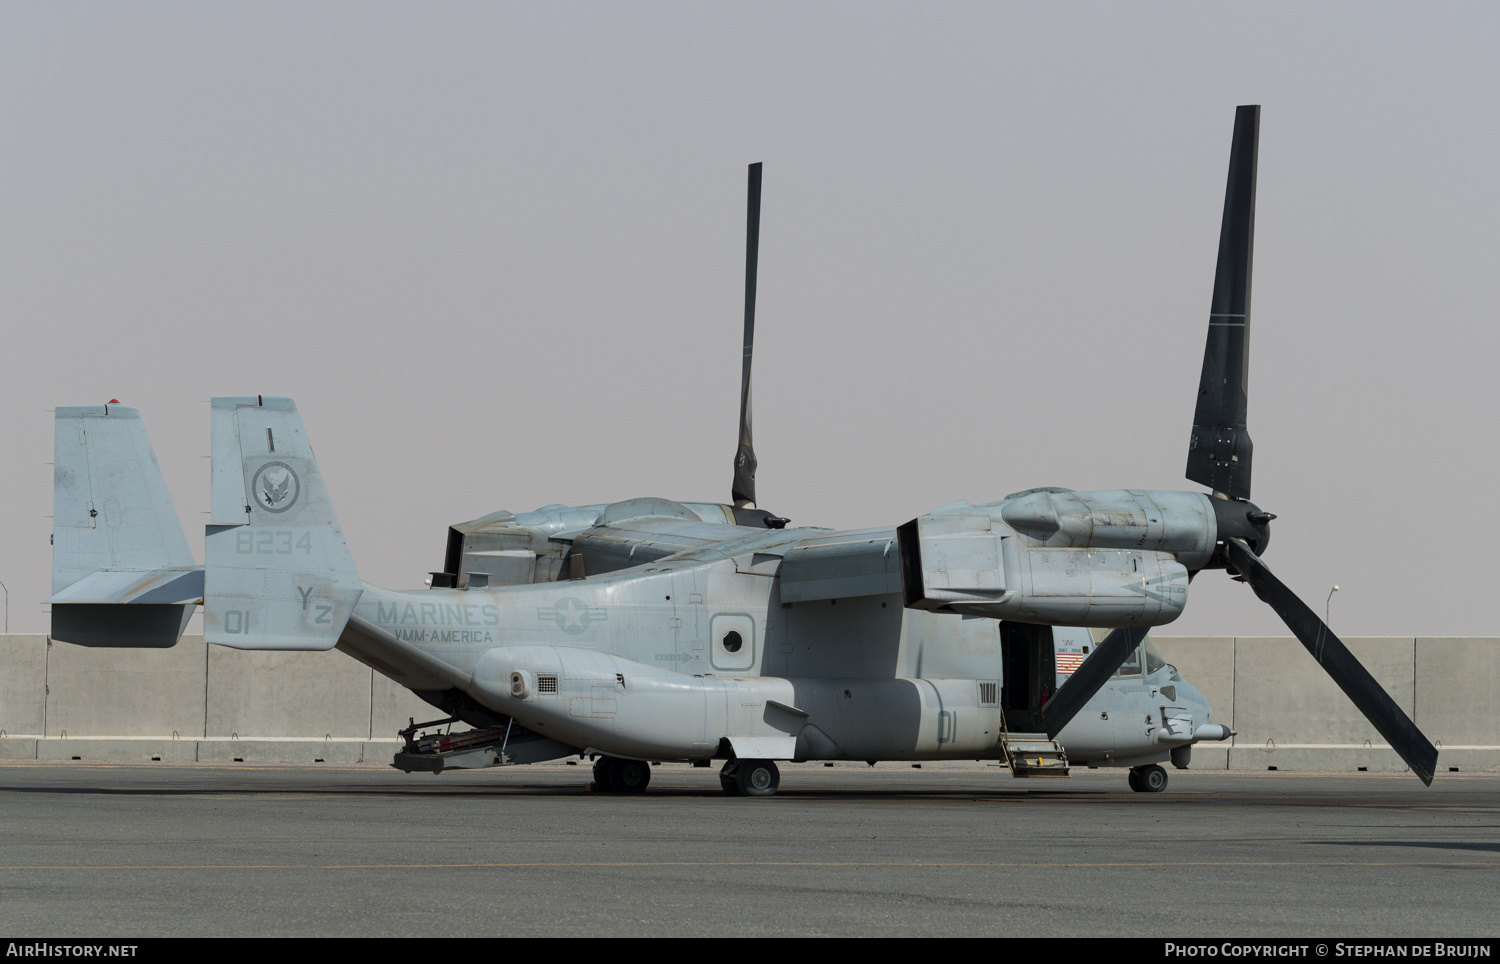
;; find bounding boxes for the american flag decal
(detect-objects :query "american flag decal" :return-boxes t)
[1056,653,1086,675]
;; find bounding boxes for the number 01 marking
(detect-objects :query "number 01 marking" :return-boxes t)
[223,609,252,634]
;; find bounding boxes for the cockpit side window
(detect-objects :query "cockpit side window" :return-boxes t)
[1143,637,1167,675]
[1090,626,1144,677]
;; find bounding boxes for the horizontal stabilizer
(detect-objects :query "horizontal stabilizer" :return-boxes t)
[51,604,195,649]
[47,567,203,605]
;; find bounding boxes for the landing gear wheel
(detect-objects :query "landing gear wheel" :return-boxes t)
[594,757,651,793]
[592,758,616,792]
[1131,764,1168,793]
[611,758,651,794]
[719,761,742,796]
[735,759,780,797]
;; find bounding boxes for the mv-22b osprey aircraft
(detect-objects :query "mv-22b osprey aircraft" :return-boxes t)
[46,107,1438,796]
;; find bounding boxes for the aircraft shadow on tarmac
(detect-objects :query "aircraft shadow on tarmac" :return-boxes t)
[1312,839,1500,854]
[1,768,1488,806]
[0,776,1131,802]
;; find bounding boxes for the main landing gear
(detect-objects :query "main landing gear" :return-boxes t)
[589,756,784,796]
[1128,763,1168,793]
[592,756,651,793]
[720,759,780,797]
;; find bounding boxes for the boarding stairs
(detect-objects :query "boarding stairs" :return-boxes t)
[1001,731,1070,778]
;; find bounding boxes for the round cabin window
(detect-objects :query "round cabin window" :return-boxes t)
[722,630,743,653]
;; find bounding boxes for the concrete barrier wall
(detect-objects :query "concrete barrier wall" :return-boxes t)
[45,635,210,739]
[0,635,47,738]
[1,635,1496,771]
[1153,636,1499,774]
[205,647,374,739]
[1416,637,1500,747]
[0,635,439,764]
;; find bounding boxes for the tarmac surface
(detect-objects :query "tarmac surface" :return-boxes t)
[0,760,1496,938]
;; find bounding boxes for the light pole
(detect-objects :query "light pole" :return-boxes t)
[1326,585,1340,627]
[0,579,8,633]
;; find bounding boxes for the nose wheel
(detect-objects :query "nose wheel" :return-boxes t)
[1128,764,1168,793]
[720,759,780,797]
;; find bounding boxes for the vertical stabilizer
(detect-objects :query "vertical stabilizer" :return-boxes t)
[49,404,199,647]
[204,396,362,650]
[53,404,194,594]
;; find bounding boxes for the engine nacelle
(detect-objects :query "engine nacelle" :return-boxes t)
[897,506,1192,627]
[997,489,1217,567]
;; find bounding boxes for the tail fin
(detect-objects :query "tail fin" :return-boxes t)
[204,396,362,650]
[49,403,200,647]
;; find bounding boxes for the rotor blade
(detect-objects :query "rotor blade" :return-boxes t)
[731,162,762,509]
[1041,626,1149,740]
[1186,105,1258,500]
[1224,538,1438,785]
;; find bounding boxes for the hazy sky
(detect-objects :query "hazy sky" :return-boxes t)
[2,3,1496,637]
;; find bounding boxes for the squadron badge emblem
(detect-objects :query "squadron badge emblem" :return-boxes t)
[251,461,301,514]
